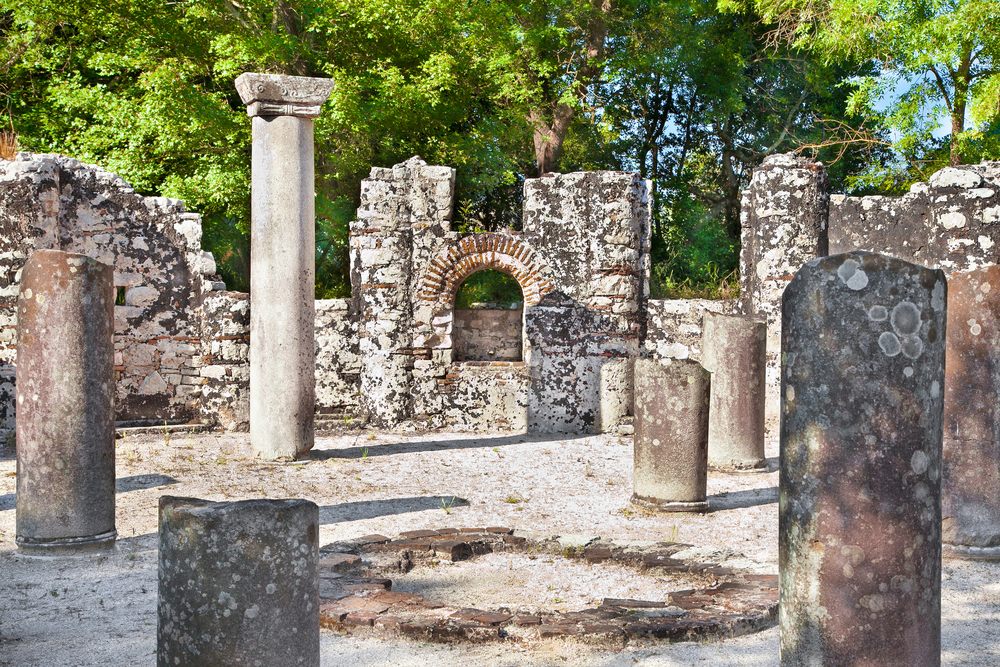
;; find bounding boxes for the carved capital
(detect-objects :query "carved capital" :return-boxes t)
[235,73,335,118]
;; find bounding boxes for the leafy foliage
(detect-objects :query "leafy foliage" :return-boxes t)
[454,269,523,309]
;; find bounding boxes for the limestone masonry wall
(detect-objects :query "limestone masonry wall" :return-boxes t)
[741,154,1000,426]
[453,308,523,362]
[0,153,221,430]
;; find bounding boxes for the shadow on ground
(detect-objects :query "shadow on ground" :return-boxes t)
[115,474,178,493]
[319,495,470,525]
[312,432,589,461]
[708,486,778,512]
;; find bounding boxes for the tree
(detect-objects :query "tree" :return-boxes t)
[725,0,1000,167]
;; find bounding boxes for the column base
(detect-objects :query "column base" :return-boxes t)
[16,529,117,556]
[943,543,1000,561]
[632,494,709,513]
[709,460,769,474]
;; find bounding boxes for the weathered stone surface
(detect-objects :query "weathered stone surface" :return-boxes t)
[702,312,766,470]
[157,496,319,667]
[942,266,1000,556]
[245,76,328,459]
[235,72,335,118]
[0,155,218,430]
[780,251,945,667]
[15,250,116,551]
[740,153,829,429]
[632,359,710,511]
[643,298,740,361]
[453,307,522,362]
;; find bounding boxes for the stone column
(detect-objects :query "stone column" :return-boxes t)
[235,73,334,460]
[942,266,1000,557]
[702,312,766,471]
[15,249,116,552]
[740,154,829,429]
[632,359,710,512]
[158,496,319,667]
[780,251,945,667]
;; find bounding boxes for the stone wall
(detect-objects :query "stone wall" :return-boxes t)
[0,153,221,429]
[453,308,522,361]
[0,152,740,435]
[741,155,1000,426]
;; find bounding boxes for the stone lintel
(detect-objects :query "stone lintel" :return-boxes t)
[235,72,334,118]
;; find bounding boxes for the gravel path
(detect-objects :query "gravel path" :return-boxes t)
[0,429,997,666]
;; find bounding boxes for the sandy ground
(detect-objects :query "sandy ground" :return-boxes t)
[0,428,997,666]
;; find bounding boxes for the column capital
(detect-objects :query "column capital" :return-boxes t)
[235,72,334,118]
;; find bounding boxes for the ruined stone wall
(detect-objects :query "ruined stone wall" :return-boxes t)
[0,153,222,429]
[453,308,522,361]
[520,172,651,433]
[643,299,740,362]
[314,299,361,418]
[742,155,1000,427]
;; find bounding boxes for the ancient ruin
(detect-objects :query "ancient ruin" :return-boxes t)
[157,496,320,666]
[15,249,116,552]
[632,359,711,512]
[236,72,335,460]
[780,251,945,666]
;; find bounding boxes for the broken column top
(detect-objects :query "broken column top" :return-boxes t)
[235,72,335,118]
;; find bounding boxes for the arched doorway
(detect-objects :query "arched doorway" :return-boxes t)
[453,269,524,362]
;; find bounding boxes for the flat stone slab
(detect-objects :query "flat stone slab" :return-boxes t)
[316,527,777,647]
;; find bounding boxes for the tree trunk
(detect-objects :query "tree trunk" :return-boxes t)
[529,104,575,175]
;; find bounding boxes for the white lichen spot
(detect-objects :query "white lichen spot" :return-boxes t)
[879,332,901,357]
[23,288,31,299]
[904,366,914,377]
[932,281,945,311]
[911,450,930,475]
[891,302,922,335]
[979,236,995,251]
[901,335,924,359]
[931,380,940,398]
[787,386,795,402]
[868,305,888,322]
[652,438,660,447]
[266,583,277,594]
[939,212,967,229]
[837,259,868,290]
[982,282,992,294]
[244,604,259,619]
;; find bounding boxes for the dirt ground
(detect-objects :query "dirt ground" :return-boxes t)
[0,428,998,666]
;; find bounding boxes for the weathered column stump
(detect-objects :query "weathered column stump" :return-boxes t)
[15,249,115,553]
[702,312,767,471]
[157,496,319,667]
[236,72,334,460]
[943,265,1000,558]
[781,251,945,667]
[632,358,710,512]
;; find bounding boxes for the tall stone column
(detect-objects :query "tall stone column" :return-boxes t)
[632,359,711,512]
[236,73,334,460]
[942,266,1000,557]
[702,312,766,471]
[781,251,945,667]
[16,249,116,552]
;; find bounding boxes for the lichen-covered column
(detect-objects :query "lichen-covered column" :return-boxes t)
[235,73,334,459]
[632,359,710,512]
[702,312,766,471]
[942,266,1000,557]
[158,496,319,667]
[781,251,945,667]
[16,249,115,551]
[740,154,829,429]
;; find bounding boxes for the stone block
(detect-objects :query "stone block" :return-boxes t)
[157,496,319,667]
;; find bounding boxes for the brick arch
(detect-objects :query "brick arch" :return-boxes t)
[418,233,553,307]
